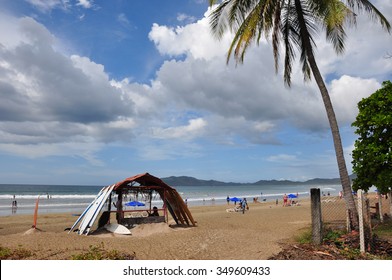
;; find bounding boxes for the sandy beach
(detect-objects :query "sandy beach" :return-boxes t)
[0,200,313,260]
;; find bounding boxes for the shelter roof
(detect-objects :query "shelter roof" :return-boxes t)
[113,173,175,191]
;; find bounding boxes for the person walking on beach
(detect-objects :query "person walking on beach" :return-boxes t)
[241,198,248,214]
[226,196,230,205]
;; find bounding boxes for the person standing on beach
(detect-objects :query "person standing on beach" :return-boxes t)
[241,198,248,214]
[283,194,288,207]
[226,196,230,205]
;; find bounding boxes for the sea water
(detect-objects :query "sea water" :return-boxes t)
[0,183,342,216]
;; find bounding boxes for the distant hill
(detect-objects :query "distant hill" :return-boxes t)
[161,176,245,186]
[161,175,355,186]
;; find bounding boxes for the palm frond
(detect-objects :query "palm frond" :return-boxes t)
[229,2,264,64]
[272,3,282,74]
[346,0,391,32]
[281,1,297,86]
[209,0,231,40]
[322,0,356,54]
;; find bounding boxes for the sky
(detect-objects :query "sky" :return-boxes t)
[0,0,391,185]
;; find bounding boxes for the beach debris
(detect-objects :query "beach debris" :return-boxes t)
[269,232,392,260]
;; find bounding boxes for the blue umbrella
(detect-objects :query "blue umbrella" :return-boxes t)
[288,194,297,199]
[125,201,145,207]
[229,197,241,202]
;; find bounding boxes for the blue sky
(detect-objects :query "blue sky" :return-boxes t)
[0,0,391,185]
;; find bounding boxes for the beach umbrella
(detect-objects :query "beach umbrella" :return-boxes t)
[287,194,297,199]
[125,201,145,207]
[229,197,241,202]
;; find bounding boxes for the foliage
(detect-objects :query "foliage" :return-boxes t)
[0,245,33,260]
[71,243,136,260]
[352,81,392,194]
[373,219,392,239]
[323,228,345,244]
[294,228,313,244]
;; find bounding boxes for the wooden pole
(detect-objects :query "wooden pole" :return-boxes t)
[378,193,384,223]
[357,190,365,253]
[364,197,373,251]
[390,189,392,218]
[32,195,41,229]
[310,188,322,245]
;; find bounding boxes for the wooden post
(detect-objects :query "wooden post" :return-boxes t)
[311,188,322,245]
[357,190,365,253]
[108,193,112,223]
[364,197,372,251]
[378,194,384,223]
[390,189,392,218]
[32,195,41,229]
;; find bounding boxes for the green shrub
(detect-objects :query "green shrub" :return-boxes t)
[0,245,33,260]
[71,243,136,260]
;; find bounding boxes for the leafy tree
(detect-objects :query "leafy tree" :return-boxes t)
[208,0,391,228]
[352,81,392,195]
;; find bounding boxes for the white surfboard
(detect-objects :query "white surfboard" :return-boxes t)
[78,185,113,235]
[69,186,106,233]
[104,223,131,235]
[81,184,116,235]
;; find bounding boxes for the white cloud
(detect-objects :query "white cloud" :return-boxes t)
[117,13,130,27]
[177,13,197,24]
[25,0,69,12]
[0,142,104,165]
[149,10,233,60]
[152,118,207,140]
[330,75,381,125]
[1,2,391,169]
[76,0,93,9]
[267,154,298,163]
[0,16,138,156]
[148,3,392,141]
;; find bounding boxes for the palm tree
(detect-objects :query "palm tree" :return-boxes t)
[209,0,390,229]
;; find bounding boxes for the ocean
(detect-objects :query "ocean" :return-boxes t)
[0,183,342,216]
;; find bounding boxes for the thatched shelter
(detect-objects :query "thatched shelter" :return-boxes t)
[71,173,196,235]
[109,172,196,227]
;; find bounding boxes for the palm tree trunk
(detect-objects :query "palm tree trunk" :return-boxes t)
[294,0,359,229]
[308,55,359,229]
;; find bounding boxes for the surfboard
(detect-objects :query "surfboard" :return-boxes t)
[80,184,116,235]
[78,185,112,235]
[104,223,131,235]
[69,187,106,233]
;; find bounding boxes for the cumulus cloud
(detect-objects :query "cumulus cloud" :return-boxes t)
[0,15,138,162]
[148,4,392,139]
[149,10,232,60]
[1,2,391,167]
[151,118,207,140]
[330,76,381,125]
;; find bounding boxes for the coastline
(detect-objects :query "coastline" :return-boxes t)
[0,199,312,260]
